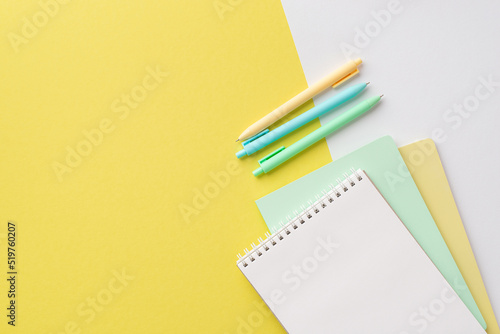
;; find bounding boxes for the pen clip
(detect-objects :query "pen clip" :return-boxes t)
[258,146,285,164]
[242,129,269,147]
[332,68,359,88]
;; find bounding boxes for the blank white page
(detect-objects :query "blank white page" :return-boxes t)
[237,170,484,333]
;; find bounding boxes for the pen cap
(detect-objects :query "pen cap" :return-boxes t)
[332,58,362,88]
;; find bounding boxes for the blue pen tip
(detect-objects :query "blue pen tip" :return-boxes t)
[236,149,247,159]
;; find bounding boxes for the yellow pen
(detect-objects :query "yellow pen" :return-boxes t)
[237,58,362,141]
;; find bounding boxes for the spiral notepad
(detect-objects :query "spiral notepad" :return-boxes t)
[237,170,484,333]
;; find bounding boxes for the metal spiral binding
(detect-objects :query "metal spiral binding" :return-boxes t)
[236,168,364,268]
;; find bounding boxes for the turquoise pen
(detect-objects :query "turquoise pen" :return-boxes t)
[236,82,369,158]
[252,95,382,176]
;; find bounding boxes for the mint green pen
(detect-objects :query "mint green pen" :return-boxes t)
[252,95,382,176]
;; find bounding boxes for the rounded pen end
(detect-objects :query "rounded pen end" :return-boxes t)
[236,149,247,159]
[253,167,264,177]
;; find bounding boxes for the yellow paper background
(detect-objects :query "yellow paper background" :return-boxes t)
[0,1,331,333]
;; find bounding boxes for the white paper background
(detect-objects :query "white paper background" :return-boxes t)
[281,0,500,317]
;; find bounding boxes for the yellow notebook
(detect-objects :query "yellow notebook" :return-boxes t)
[399,139,499,334]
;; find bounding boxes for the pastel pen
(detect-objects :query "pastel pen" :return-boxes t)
[236,82,369,158]
[237,58,363,141]
[252,95,382,176]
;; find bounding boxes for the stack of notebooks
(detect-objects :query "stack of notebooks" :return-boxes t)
[237,136,498,333]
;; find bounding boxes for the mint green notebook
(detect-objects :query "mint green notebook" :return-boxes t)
[255,136,486,328]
